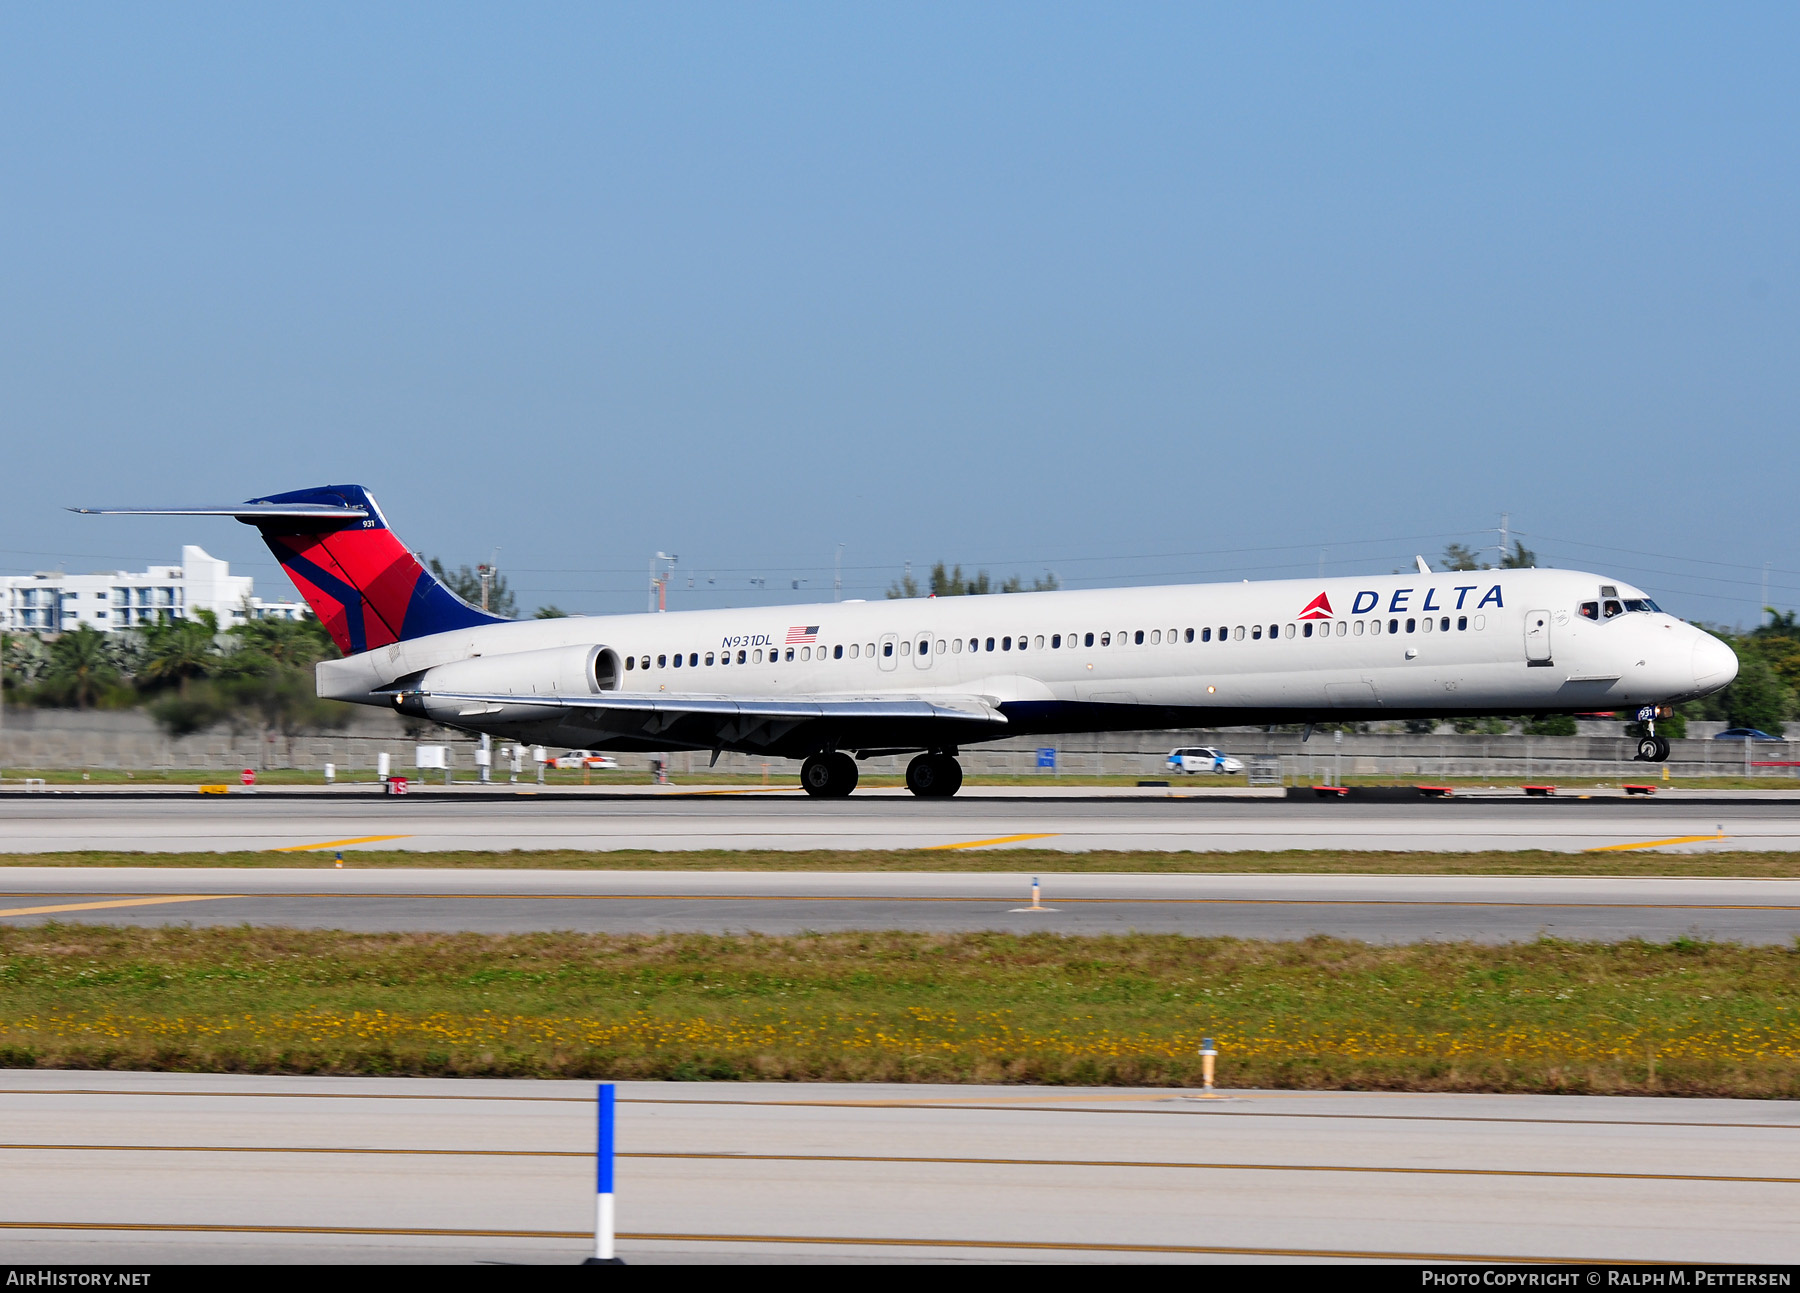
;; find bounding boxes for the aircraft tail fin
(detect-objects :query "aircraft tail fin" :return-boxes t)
[75,485,508,654]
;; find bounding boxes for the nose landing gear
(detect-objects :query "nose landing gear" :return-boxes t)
[800,752,860,797]
[1632,707,1672,762]
[905,751,964,798]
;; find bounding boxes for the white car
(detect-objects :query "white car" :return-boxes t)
[1166,746,1243,775]
[548,750,620,770]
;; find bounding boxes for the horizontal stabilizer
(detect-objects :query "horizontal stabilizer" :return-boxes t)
[68,503,369,520]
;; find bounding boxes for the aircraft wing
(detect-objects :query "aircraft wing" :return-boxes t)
[397,689,1009,756]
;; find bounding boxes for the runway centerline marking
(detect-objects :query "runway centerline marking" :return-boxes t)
[0,895,240,919]
[927,833,1060,850]
[1585,835,1731,853]
[9,1142,1789,1187]
[272,835,412,852]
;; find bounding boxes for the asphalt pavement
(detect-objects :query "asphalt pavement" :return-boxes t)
[5,867,1800,941]
[2,1071,1794,1263]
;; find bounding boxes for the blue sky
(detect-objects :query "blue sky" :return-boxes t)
[2,4,1795,624]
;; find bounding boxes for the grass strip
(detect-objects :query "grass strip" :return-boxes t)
[3,925,1799,1095]
[7,848,1800,876]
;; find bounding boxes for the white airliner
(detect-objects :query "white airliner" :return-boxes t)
[79,485,1737,797]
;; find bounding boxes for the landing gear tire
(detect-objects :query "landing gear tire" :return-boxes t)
[800,752,860,798]
[1653,735,1670,762]
[906,753,963,798]
[1636,736,1671,763]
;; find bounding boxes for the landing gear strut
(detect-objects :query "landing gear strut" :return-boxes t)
[1634,711,1672,763]
[800,752,859,798]
[905,752,963,798]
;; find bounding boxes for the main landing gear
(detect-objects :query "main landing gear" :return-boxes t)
[800,752,859,798]
[905,752,964,798]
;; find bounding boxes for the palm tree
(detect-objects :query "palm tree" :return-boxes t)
[139,610,221,695]
[41,626,121,709]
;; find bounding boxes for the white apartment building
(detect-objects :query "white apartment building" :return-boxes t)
[0,545,309,635]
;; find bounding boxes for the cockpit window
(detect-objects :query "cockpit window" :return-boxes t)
[1603,600,1623,618]
[1623,598,1659,613]
[1579,601,1598,620]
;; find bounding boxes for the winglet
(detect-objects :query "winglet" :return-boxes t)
[1415,555,1432,575]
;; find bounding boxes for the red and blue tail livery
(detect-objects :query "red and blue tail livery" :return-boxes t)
[241,486,507,654]
[70,485,507,655]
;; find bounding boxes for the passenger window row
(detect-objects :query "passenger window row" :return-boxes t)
[618,611,1493,673]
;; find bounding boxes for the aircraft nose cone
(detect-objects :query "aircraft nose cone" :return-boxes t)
[1692,633,1738,693]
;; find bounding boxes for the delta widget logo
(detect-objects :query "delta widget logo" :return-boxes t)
[1297,592,1333,621]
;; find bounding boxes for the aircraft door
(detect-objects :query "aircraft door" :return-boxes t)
[1524,610,1553,665]
[911,632,933,670]
[877,632,899,671]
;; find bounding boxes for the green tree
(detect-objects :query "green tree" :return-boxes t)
[533,605,570,619]
[1499,541,1537,569]
[886,569,921,599]
[892,562,1061,598]
[138,610,222,695]
[39,625,122,709]
[1721,650,1792,736]
[1523,714,1577,736]
[1441,543,1487,571]
[429,557,516,617]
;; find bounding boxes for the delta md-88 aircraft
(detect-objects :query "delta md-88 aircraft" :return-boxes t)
[81,485,1739,798]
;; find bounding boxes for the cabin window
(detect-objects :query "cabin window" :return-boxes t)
[705,652,715,665]
[1439,617,1449,632]
[980,636,991,651]
[1252,625,1263,640]
[672,653,683,668]
[937,640,948,654]
[1420,618,1432,633]
[917,639,929,655]
[1352,621,1364,637]
[1084,632,1094,647]
[950,639,961,654]
[1232,626,1244,641]
[1284,623,1295,639]
[865,643,874,656]
[625,656,634,670]
[1050,634,1060,649]
[1168,627,1177,641]
[1269,624,1279,638]
[1369,621,1380,636]
[1000,636,1011,651]
[848,644,858,658]
[834,645,843,659]
[1099,632,1110,646]
[1303,623,1313,638]
[1183,628,1193,643]
[1034,635,1044,649]
[720,652,731,667]
[1134,630,1144,645]
[1457,616,1467,631]
[1473,615,1485,630]
[752,649,763,662]
[1201,628,1211,642]
[899,640,910,656]
[1146,629,1158,644]
[883,642,893,658]
[1118,629,1128,644]
[657,654,666,667]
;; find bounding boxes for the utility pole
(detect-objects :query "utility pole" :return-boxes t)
[649,553,677,613]
[1764,563,1772,626]
[834,543,845,602]
[1496,513,1510,569]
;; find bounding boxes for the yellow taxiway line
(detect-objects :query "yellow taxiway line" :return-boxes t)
[272,835,413,852]
[926,833,1059,850]
[1585,834,1729,853]
[0,895,240,919]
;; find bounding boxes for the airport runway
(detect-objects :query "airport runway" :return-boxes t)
[6,868,1800,941]
[3,790,1799,853]
[1,1070,1796,1264]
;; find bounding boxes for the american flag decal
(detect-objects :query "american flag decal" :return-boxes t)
[786,625,820,644]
